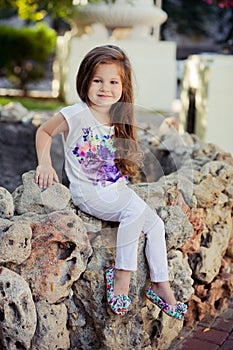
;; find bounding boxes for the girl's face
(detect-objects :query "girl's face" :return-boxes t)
[88,63,123,109]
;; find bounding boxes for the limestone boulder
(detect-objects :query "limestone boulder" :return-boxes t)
[189,212,232,283]
[16,210,93,303]
[156,206,194,251]
[0,187,14,218]
[0,219,32,264]
[180,207,207,254]
[205,202,230,228]
[131,181,166,208]
[163,172,196,208]
[193,174,221,208]
[31,300,70,350]
[201,160,233,193]
[186,272,233,324]
[142,308,184,350]
[13,170,71,215]
[0,267,37,349]
[192,142,223,165]
[77,208,102,233]
[168,250,194,301]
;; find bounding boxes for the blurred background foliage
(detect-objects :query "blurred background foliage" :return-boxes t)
[0,22,56,91]
[161,0,233,43]
[0,0,74,20]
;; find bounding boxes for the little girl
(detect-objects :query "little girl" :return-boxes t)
[35,44,187,320]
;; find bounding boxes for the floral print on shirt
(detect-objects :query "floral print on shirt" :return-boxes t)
[72,127,124,186]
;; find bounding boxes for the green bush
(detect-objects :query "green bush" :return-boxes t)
[0,23,56,91]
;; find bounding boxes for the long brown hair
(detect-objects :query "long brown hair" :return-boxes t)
[76,44,142,177]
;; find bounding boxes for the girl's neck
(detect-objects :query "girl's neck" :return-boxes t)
[89,104,112,126]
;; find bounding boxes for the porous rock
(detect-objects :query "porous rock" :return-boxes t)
[157,205,194,251]
[168,250,194,301]
[77,209,102,233]
[16,210,92,303]
[192,142,223,164]
[163,171,196,208]
[0,267,37,350]
[189,212,232,283]
[0,219,32,264]
[0,187,14,218]
[13,170,71,215]
[193,174,221,208]
[186,271,233,324]
[31,300,70,350]
[130,181,166,208]
[201,160,233,191]
[180,207,207,254]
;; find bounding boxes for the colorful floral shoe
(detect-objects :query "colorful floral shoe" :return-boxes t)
[105,266,131,316]
[146,285,188,321]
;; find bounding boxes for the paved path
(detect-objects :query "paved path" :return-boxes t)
[168,297,233,350]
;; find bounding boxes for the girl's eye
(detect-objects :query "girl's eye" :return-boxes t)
[93,79,101,83]
[111,81,119,85]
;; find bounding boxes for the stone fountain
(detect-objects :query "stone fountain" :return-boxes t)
[72,0,167,39]
[54,0,177,111]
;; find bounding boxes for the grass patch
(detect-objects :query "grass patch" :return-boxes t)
[0,96,66,111]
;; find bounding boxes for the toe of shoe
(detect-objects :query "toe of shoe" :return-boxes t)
[176,302,188,314]
[109,294,131,316]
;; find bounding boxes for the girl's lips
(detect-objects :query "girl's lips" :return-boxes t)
[97,94,112,98]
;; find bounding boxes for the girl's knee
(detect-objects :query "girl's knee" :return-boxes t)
[120,194,146,223]
[154,216,165,233]
[144,207,165,236]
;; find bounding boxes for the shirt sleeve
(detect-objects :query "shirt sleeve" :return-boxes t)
[59,103,86,146]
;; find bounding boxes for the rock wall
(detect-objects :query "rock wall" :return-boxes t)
[0,103,233,349]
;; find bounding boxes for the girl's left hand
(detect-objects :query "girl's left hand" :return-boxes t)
[35,164,59,190]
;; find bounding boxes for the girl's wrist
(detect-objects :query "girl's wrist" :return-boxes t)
[38,162,52,167]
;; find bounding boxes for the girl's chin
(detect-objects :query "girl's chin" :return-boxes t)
[93,101,113,107]
[89,104,111,112]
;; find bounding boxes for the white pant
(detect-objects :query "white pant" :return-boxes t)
[78,181,169,282]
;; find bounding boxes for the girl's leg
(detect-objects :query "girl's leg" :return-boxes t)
[78,183,147,296]
[79,182,176,304]
[143,205,177,305]
[143,207,169,282]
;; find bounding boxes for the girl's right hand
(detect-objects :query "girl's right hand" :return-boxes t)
[35,164,59,190]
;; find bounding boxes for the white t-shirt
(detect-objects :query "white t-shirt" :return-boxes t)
[60,102,127,205]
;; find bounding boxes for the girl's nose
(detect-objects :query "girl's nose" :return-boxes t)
[100,82,110,92]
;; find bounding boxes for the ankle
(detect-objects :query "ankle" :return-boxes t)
[114,269,131,296]
[151,281,177,306]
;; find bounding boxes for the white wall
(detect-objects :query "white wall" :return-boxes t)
[206,55,233,155]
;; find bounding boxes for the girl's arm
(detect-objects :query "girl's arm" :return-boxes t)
[35,112,69,189]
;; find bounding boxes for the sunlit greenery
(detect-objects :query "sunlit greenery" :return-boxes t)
[0,0,72,20]
[0,23,56,90]
[0,0,99,21]
[0,96,65,111]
